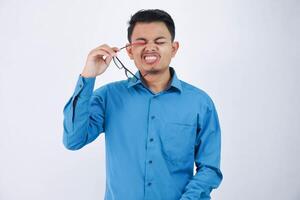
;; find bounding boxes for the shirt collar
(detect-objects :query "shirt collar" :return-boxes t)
[127,67,182,93]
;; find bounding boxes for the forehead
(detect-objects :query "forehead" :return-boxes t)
[131,22,172,40]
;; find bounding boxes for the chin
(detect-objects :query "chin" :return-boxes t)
[142,65,160,73]
[142,65,170,78]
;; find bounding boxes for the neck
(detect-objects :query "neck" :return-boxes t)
[141,67,171,93]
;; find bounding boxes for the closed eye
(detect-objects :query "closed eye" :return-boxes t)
[155,41,166,45]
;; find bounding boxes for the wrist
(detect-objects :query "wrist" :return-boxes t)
[81,71,96,78]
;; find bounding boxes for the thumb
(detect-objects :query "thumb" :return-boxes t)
[105,55,114,66]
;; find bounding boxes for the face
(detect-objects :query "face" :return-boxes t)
[126,22,179,76]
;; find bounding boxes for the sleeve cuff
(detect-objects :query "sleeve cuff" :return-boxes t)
[73,74,96,97]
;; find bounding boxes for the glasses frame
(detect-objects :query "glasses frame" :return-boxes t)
[112,56,139,81]
[112,44,140,82]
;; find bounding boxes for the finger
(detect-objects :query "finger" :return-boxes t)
[105,55,113,65]
[89,49,110,58]
[112,47,119,52]
[95,44,117,57]
[99,47,117,57]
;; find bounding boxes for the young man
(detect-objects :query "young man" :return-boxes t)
[63,9,222,200]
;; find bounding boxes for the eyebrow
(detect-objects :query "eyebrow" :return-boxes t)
[134,36,167,42]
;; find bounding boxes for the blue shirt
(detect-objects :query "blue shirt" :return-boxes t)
[63,67,222,200]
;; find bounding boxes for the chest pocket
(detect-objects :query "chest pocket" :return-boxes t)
[160,122,197,164]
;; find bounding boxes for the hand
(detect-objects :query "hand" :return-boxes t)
[81,44,119,78]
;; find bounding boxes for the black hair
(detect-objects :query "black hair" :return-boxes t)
[127,9,175,42]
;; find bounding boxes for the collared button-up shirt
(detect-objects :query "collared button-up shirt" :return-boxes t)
[63,67,223,200]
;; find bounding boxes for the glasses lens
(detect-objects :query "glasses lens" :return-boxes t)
[126,69,136,78]
[126,70,138,82]
[113,56,138,82]
[113,57,123,69]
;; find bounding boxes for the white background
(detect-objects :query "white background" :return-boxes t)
[0,0,299,199]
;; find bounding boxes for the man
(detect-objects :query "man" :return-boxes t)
[63,9,222,200]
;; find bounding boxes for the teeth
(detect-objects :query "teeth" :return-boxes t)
[145,56,157,61]
[143,54,159,64]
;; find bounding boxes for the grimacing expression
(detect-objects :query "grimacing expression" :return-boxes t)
[126,22,179,75]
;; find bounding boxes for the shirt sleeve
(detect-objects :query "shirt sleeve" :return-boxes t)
[180,98,223,200]
[62,74,106,150]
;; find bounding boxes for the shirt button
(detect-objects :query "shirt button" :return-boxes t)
[151,116,155,120]
[148,182,152,186]
[149,160,152,164]
[149,138,154,142]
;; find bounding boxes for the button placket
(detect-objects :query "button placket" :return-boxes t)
[145,97,157,196]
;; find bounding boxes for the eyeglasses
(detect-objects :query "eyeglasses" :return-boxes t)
[112,44,140,82]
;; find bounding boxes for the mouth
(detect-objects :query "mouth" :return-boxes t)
[142,53,160,65]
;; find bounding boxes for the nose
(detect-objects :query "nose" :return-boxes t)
[144,41,158,52]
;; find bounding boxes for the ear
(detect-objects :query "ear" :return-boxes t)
[171,41,179,58]
[126,43,134,60]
